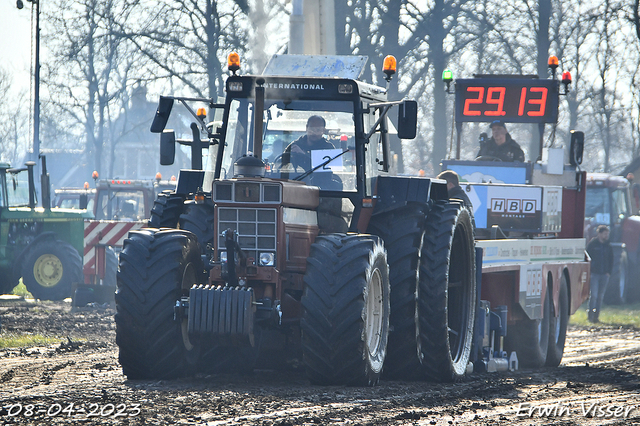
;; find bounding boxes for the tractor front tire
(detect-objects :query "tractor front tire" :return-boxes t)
[418,201,476,382]
[301,234,390,386]
[367,204,426,380]
[22,239,82,301]
[149,191,185,229]
[115,228,204,379]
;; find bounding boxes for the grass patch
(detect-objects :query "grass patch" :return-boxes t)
[570,303,640,328]
[0,333,64,349]
[10,280,33,299]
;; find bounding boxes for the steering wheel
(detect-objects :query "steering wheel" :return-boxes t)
[272,151,310,172]
[475,155,502,162]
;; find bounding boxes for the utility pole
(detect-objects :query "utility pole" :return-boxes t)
[16,0,42,201]
[289,0,336,55]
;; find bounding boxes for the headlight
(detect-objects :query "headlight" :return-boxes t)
[259,252,275,266]
[220,251,227,262]
[228,82,243,91]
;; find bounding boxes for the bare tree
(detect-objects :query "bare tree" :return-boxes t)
[0,68,29,165]
[115,0,252,99]
[43,0,137,176]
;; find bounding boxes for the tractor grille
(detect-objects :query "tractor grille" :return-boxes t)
[217,207,277,263]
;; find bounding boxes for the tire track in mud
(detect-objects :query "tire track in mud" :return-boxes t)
[1,304,640,426]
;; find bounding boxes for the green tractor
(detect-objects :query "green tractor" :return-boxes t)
[0,160,88,300]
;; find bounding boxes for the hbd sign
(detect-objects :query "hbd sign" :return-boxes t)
[486,186,542,232]
[491,199,537,215]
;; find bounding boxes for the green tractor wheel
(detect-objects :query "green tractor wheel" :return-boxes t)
[22,239,82,301]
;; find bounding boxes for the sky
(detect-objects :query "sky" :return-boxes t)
[0,0,36,96]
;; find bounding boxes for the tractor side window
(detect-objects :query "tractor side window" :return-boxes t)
[0,172,6,207]
[222,99,251,179]
[7,171,31,207]
[363,104,380,196]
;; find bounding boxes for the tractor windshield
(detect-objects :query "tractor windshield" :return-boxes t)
[95,189,145,221]
[222,98,357,192]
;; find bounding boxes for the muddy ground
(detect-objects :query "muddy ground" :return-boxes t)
[0,300,639,425]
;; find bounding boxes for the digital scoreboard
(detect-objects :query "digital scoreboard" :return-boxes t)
[454,78,559,124]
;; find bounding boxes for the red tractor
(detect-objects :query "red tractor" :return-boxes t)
[585,173,640,304]
[115,54,477,385]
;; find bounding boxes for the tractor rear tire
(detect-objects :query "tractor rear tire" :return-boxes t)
[418,201,476,382]
[178,203,216,253]
[301,234,390,386]
[115,228,204,379]
[505,282,551,368]
[149,191,185,228]
[546,274,569,367]
[22,239,82,301]
[367,204,426,380]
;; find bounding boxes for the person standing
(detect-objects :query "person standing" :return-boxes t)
[586,225,614,323]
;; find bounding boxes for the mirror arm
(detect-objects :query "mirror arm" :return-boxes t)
[365,105,392,140]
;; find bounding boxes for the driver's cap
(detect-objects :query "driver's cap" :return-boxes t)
[490,119,507,130]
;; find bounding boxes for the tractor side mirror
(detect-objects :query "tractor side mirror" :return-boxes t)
[150,96,174,133]
[397,100,418,140]
[79,193,88,210]
[569,130,584,166]
[160,130,176,165]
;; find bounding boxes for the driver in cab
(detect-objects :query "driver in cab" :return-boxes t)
[477,120,525,162]
[284,115,336,169]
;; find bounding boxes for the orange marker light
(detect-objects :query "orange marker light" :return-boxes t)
[548,56,559,67]
[383,55,397,81]
[84,182,90,189]
[196,107,207,118]
[92,171,99,179]
[155,172,162,180]
[228,52,240,74]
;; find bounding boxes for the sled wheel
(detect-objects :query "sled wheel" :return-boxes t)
[506,280,551,368]
[546,274,569,367]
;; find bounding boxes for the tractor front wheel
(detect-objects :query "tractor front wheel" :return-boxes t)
[22,239,82,301]
[115,228,204,379]
[301,234,390,386]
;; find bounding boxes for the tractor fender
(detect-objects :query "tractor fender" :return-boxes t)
[12,231,58,283]
[371,175,449,216]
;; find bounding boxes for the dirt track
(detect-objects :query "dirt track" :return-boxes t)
[1,300,639,425]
